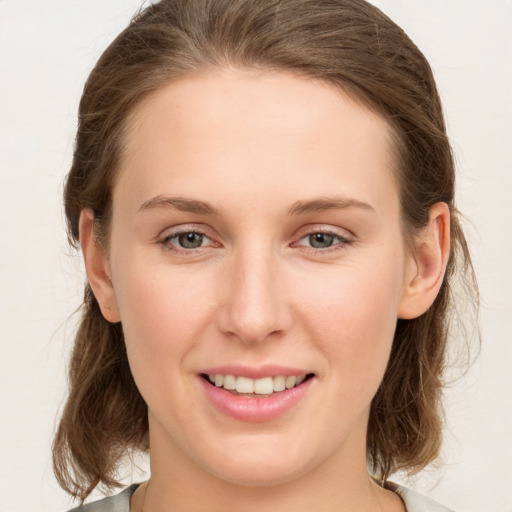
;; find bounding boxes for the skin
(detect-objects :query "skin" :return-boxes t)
[81,68,450,511]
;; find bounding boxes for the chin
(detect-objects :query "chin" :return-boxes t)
[192,434,326,488]
[205,458,312,488]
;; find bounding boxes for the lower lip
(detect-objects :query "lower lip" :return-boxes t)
[199,376,314,422]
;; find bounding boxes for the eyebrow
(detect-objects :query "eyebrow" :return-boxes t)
[287,196,375,216]
[138,195,222,216]
[138,194,375,217]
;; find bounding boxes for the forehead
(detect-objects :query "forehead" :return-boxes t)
[116,68,398,217]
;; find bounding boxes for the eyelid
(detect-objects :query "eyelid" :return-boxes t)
[291,225,355,251]
[158,222,214,237]
[155,223,354,254]
[157,223,220,252]
[293,224,355,240]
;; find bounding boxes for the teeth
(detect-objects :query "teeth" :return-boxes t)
[207,373,308,394]
[285,376,297,389]
[236,376,254,393]
[273,375,286,392]
[223,374,236,390]
[253,377,274,395]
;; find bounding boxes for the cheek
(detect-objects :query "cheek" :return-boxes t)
[296,258,404,390]
[112,261,215,383]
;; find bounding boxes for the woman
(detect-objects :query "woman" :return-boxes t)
[53,0,477,510]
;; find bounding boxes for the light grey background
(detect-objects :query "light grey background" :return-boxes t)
[0,1,510,510]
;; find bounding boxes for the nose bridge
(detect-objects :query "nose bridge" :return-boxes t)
[219,241,289,344]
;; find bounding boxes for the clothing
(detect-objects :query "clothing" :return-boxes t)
[66,481,454,512]
[386,482,454,512]
[66,485,137,512]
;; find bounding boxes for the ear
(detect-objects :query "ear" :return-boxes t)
[79,209,121,323]
[398,202,451,320]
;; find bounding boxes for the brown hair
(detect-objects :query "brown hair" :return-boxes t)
[54,0,478,500]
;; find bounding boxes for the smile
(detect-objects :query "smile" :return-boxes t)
[205,374,311,396]
[200,371,316,422]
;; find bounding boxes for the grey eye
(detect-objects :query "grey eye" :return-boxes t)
[177,232,205,248]
[308,233,335,248]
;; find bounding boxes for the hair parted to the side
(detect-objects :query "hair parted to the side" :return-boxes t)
[54,0,478,501]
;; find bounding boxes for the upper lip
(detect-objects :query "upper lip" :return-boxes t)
[200,364,312,379]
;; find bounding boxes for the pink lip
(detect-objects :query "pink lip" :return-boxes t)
[199,374,314,422]
[200,364,308,379]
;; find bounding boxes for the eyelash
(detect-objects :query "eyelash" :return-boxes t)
[293,229,354,253]
[158,227,354,255]
[159,229,216,254]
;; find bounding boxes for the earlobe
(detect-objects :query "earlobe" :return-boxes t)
[398,202,451,320]
[79,209,121,323]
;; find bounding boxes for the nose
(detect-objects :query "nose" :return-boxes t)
[217,248,292,345]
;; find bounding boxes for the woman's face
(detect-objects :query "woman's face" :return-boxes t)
[106,69,417,485]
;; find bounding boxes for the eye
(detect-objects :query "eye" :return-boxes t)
[174,232,206,249]
[307,232,337,249]
[294,229,353,252]
[159,228,217,253]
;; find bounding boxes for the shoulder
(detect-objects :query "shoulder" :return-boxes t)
[386,481,455,512]
[65,484,140,512]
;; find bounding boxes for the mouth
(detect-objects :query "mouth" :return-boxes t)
[201,373,315,397]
